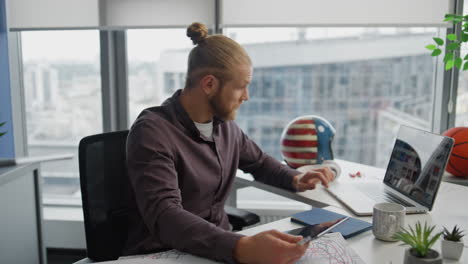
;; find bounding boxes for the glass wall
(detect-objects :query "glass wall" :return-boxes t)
[456,67,468,127]
[126,29,192,125]
[455,2,468,127]
[21,30,102,204]
[19,27,446,205]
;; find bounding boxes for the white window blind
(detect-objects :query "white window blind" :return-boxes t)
[7,0,99,30]
[7,0,214,30]
[221,0,455,27]
[100,0,214,29]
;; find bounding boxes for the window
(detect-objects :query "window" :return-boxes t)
[225,27,440,168]
[21,30,102,205]
[455,2,468,126]
[127,29,192,125]
[456,70,468,126]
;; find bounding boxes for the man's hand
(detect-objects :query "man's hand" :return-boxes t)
[292,166,335,192]
[234,230,309,264]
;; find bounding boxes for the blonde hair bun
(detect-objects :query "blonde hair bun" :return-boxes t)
[187,22,208,45]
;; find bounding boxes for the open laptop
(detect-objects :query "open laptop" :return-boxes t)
[326,125,454,216]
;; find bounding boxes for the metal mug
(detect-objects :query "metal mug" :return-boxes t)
[372,202,405,241]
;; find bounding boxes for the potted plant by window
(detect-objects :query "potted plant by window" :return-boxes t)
[393,221,443,264]
[441,225,465,260]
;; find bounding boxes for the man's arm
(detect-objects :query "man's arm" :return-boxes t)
[237,128,334,192]
[127,121,242,263]
[237,129,299,191]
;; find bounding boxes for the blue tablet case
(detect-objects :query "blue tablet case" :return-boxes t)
[290,208,372,239]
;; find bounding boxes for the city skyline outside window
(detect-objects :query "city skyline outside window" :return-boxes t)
[21,30,102,204]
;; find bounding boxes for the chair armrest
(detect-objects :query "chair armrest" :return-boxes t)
[225,205,260,231]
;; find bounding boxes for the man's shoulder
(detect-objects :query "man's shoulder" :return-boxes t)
[129,106,177,138]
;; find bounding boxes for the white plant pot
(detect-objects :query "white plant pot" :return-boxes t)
[441,238,464,260]
[404,248,442,264]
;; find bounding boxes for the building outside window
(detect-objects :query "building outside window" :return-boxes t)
[21,30,102,205]
[127,29,192,125]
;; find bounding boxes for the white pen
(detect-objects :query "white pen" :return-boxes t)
[297,216,350,245]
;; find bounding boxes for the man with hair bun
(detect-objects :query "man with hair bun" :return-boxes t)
[125,22,335,264]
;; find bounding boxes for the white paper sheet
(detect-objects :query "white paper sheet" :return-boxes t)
[94,233,364,264]
[297,232,365,264]
[117,249,219,264]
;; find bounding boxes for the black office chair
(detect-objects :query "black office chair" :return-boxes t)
[75,130,259,263]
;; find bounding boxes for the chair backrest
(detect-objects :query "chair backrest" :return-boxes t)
[78,130,133,261]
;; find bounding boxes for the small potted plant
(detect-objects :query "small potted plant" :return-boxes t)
[441,225,465,260]
[393,221,443,264]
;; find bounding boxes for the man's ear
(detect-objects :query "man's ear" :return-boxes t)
[200,74,220,96]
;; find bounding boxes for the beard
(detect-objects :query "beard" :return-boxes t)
[209,90,238,121]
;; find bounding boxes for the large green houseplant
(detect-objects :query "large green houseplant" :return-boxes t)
[426,14,468,71]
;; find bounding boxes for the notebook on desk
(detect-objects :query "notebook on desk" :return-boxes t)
[290,208,372,239]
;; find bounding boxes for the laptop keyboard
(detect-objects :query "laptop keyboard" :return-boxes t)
[356,185,414,207]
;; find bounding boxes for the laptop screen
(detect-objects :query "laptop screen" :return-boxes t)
[383,125,454,209]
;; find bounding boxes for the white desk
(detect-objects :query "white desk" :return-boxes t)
[237,159,468,263]
[96,159,467,264]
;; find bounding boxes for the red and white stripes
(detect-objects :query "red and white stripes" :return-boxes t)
[281,119,319,168]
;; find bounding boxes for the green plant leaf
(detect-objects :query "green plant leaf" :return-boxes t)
[0,132,6,137]
[444,225,466,240]
[433,37,444,45]
[464,61,468,71]
[428,232,442,250]
[447,34,458,41]
[455,57,463,69]
[462,33,468,42]
[431,49,442,56]
[446,59,455,70]
[426,44,437,50]
[447,42,460,50]
[444,14,455,22]
[445,53,454,62]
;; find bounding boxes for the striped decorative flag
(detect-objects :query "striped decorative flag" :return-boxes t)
[281,118,319,168]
